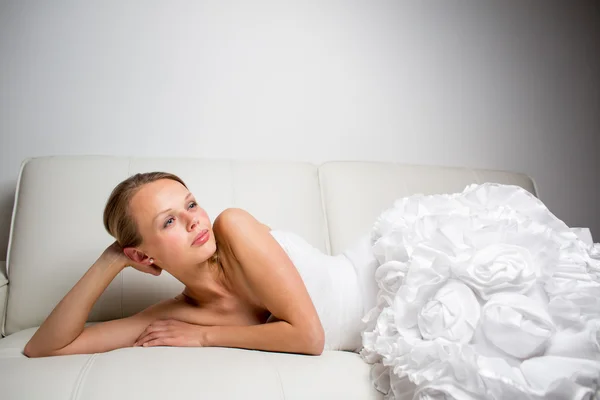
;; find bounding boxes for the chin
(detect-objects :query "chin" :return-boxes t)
[199,239,218,260]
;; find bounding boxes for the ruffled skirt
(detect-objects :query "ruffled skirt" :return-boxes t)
[360,183,600,400]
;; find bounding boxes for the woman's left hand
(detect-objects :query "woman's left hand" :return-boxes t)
[134,319,208,348]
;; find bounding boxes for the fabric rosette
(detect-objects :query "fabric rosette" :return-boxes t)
[480,293,554,358]
[388,246,452,336]
[447,217,556,300]
[453,242,538,299]
[374,260,410,302]
[417,280,480,344]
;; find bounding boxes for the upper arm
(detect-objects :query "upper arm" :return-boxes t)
[214,209,324,347]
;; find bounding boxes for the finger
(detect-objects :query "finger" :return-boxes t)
[136,324,169,342]
[143,337,177,347]
[136,332,161,346]
[135,320,180,343]
[136,330,165,346]
[137,330,175,346]
[135,332,150,345]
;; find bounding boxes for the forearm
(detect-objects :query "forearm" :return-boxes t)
[24,256,124,356]
[204,321,324,356]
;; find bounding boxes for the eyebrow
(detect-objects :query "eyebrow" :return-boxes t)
[153,193,194,223]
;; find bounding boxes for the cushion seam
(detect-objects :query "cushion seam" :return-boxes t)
[70,353,98,400]
[260,353,286,400]
[317,167,332,256]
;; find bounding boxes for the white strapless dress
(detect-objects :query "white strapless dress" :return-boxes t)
[269,230,378,352]
[269,183,600,400]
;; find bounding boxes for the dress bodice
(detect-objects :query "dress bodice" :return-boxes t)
[268,230,377,351]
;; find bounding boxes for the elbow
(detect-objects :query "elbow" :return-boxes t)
[23,342,56,358]
[304,325,325,356]
[23,342,40,358]
[309,340,324,356]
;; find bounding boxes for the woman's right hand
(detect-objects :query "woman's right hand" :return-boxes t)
[100,241,162,276]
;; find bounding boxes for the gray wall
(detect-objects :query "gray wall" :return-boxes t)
[1,0,599,260]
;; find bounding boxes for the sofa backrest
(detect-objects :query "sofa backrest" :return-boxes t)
[1,157,536,336]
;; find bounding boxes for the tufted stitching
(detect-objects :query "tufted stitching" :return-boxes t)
[260,352,286,400]
[70,353,98,400]
[317,167,332,256]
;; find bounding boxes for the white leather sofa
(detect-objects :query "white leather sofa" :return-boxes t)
[0,156,538,399]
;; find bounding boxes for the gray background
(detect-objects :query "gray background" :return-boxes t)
[1,0,599,260]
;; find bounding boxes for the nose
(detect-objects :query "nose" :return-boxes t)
[186,215,199,232]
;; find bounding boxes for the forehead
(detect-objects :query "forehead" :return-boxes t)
[129,179,189,220]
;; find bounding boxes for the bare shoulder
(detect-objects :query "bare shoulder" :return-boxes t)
[213,208,271,238]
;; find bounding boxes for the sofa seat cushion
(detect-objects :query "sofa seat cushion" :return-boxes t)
[0,329,382,399]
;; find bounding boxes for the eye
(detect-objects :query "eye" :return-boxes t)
[163,217,174,228]
[188,201,197,209]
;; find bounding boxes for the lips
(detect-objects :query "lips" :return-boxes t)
[192,229,210,246]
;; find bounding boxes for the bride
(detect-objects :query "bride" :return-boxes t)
[23,171,600,399]
[23,171,334,357]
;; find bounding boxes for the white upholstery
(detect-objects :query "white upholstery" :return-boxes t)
[0,156,537,399]
[319,162,536,255]
[0,327,375,399]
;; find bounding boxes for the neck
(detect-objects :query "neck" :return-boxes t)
[180,254,231,306]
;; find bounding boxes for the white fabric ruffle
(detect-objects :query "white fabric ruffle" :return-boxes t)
[481,293,554,359]
[361,183,600,399]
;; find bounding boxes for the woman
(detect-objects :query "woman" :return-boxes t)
[24,171,368,358]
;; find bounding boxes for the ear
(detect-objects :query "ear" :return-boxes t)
[123,247,152,265]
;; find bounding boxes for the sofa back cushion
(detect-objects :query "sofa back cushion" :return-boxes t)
[319,161,537,254]
[3,157,536,335]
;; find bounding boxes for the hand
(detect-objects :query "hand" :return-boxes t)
[134,319,208,348]
[99,241,130,269]
[100,241,162,276]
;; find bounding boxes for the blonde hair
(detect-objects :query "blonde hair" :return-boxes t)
[103,172,185,247]
[103,172,219,265]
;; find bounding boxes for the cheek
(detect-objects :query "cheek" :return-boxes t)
[152,230,188,258]
[202,213,212,227]
[164,230,189,248]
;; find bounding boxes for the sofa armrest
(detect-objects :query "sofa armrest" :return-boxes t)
[0,261,7,338]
